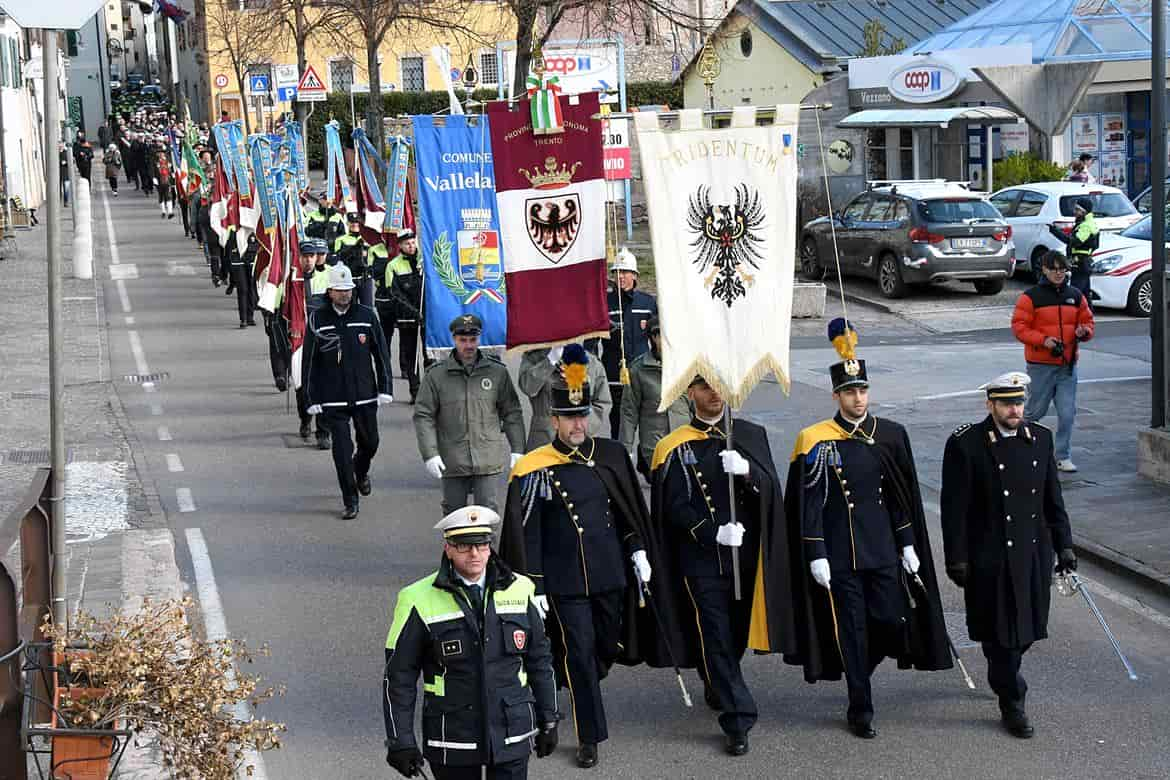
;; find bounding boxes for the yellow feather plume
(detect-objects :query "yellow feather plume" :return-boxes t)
[832,330,857,361]
[563,362,588,393]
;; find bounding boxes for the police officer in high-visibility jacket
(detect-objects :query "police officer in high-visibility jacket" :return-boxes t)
[1048,197,1099,303]
[304,198,345,246]
[383,505,559,779]
[333,212,372,307]
[301,238,333,450]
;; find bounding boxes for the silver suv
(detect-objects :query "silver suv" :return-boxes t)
[800,181,1015,298]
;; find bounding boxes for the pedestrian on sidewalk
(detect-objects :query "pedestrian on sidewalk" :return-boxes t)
[413,314,525,515]
[155,149,175,219]
[302,264,392,520]
[382,505,558,780]
[940,371,1076,740]
[104,144,122,196]
[72,130,94,184]
[1010,251,1095,472]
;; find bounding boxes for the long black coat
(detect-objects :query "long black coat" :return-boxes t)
[940,417,1073,648]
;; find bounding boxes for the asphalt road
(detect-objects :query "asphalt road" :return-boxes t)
[97,183,1170,779]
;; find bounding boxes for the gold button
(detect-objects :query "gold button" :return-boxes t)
[577,527,584,534]
[1032,460,1038,467]
[845,490,851,497]
[573,515,580,521]
[1006,540,1014,548]
[841,479,848,486]
[696,471,702,477]
[1006,515,1012,522]
[554,480,561,487]
[1031,489,1037,494]
[1003,490,1010,497]
[560,491,568,498]
[567,503,574,510]
[848,503,855,509]
[998,464,1005,471]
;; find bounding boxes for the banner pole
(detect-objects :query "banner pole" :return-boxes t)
[724,403,742,601]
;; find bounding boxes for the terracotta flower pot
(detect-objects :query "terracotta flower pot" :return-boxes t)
[50,650,114,780]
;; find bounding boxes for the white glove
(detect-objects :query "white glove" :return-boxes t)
[532,594,548,619]
[901,545,920,575]
[631,550,652,584]
[810,558,831,589]
[510,452,523,469]
[377,393,393,406]
[152,177,158,185]
[720,450,750,476]
[307,404,323,415]
[547,345,564,365]
[715,522,745,547]
[425,455,446,480]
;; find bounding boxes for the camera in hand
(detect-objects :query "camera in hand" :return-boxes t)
[1050,340,1065,358]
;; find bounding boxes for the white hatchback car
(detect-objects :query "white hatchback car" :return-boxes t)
[1089,213,1169,316]
[988,182,1141,276]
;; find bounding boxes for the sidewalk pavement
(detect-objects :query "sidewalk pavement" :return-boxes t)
[0,192,179,778]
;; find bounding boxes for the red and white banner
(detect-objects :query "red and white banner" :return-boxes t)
[488,92,608,351]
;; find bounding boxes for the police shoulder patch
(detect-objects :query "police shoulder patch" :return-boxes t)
[950,422,974,438]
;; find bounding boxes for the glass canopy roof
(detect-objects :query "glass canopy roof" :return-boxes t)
[912,0,1170,62]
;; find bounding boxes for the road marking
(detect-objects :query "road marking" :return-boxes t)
[124,315,135,325]
[157,425,172,441]
[63,296,95,301]
[917,375,1151,401]
[109,264,138,280]
[184,529,270,780]
[175,488,196,513]
[127,330,150,374]
[166,262,196,276]
[150,403,163,416]
[116,280,132,313]
[166,454,184,472]
[143,382,156,392]
[102,191,120,265]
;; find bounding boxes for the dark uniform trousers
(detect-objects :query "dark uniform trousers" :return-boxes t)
[547,590,623,745]
[521,440,642,746]
[397,321,424,396]
[802,418,915,726]
[230,263,257,324]
[262,311,289,387]
[432,757,529,780]
[829,566,904,725]
[660,429,759,737]
[322,404,379,507]
[983,642,1030,716]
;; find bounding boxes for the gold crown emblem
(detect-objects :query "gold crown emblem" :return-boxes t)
[519,156,581,190]
[844,359,861,377]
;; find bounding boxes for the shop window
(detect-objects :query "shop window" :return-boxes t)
[401,56,425,92]
[898,128,914,179]
[865,128,887,181]
[740,28,753,57]
[1015,191,1047,217]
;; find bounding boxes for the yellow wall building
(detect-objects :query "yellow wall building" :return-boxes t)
[199,0,516,127]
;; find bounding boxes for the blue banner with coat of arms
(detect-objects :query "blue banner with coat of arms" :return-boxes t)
[412,115,506,354]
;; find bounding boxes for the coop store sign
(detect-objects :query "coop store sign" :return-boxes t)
[887,60,964,104]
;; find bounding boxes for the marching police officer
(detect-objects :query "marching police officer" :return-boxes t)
[619,316,690,479]
[518,344,611,452]
[224,229,259,328]
[302,238,333,449]
[413,314,526,515]
[787,319,951,738]
[302,264,393,519]
[304,197,346,246]
[373,228,425,402]
[333,212,372,307]
[501,369,652,769]
[588,248,657,438]
[940,371,1076,739]
[383,505,559,779]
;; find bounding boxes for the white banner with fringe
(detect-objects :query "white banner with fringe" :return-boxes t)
[634,105,799,409]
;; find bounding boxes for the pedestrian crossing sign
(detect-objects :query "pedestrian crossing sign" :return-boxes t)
[297,66,327,102]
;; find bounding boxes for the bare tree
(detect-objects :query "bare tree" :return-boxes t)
[270,0,349,123]
[326,0,482,159]
[204,0,280,134]
[505,0,711,96]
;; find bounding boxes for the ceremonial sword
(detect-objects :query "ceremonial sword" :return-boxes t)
[634,567,693,708]
[910,573,976,690]
[1059,572,1139,681]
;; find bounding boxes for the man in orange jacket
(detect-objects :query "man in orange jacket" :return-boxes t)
[1010,251,1095,472]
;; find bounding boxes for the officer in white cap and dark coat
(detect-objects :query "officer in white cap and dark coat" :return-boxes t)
[383,505,558,779]
[302,264,393,519]
[940,370,1076,739]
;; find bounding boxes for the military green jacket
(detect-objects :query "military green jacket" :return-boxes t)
[413,350,526,476]
[619,350,692,465]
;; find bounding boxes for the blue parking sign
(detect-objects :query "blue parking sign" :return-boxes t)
[248,74,270,95]
[277,86,297,101]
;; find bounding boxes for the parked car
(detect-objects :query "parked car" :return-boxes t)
[1132,179,1170,214]
[800,180,1015,299]
[126,72,145,91]
[1088,212,1170,317]
[988,181,1141,277]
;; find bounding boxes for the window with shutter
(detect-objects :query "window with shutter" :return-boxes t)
[400,56,424,92]
[479,51,498,86]
[1,40,9,89]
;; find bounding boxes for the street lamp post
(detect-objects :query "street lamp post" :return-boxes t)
[1152,0,1167,430]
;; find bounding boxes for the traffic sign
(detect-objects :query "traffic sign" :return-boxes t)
[274,64,298,88]
[602,117,631,181]
[214,73,229,89]
[296,66,327,102]
[277,86,297,102]
[2,0,105,29]
[247,74,271,96]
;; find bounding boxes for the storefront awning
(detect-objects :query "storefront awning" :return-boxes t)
[839,106,1023,129]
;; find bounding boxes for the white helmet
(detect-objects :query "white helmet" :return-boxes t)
[327,263,356,291]
[611,247,638,274]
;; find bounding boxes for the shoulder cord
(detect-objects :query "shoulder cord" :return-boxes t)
[519,469,553,526]
[803,441,839,509]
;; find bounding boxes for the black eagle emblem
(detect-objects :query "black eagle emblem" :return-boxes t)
[527,196,580,262]
[686,184,766,307]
